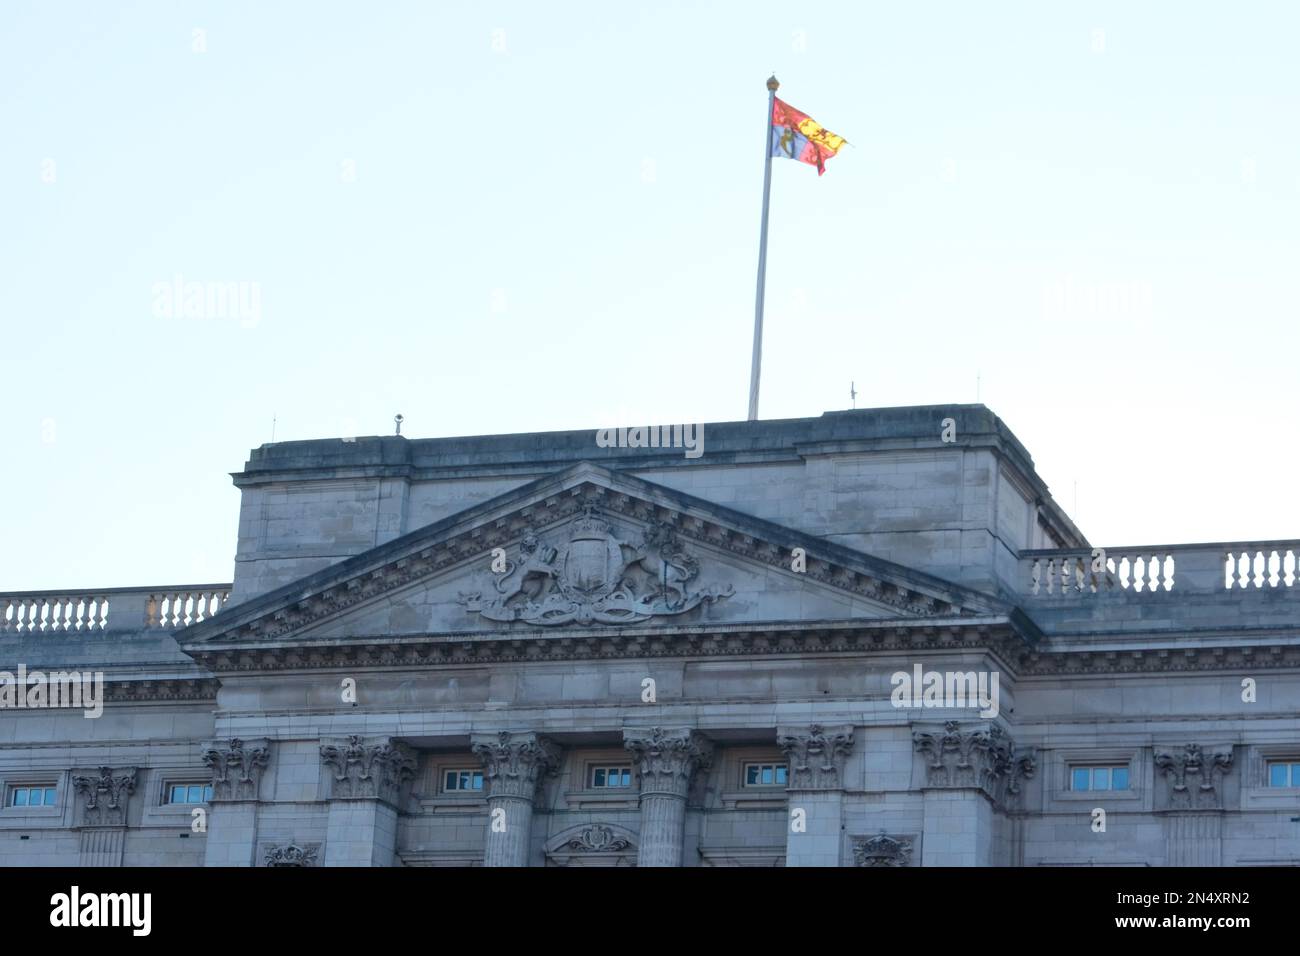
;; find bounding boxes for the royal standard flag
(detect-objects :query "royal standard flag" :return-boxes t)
[770,97,845,175]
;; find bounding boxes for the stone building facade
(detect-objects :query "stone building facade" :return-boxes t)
[2,405,1297,866]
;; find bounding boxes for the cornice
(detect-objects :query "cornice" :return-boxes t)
[174,617,1300,678]
[181,617,1027,674]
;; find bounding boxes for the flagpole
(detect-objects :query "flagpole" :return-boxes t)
[748,74,779,422]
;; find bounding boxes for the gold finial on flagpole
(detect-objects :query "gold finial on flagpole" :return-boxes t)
[767,74,780,91]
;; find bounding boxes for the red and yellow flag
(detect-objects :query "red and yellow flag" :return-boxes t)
[770,98,845,175]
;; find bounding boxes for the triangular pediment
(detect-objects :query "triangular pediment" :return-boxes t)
[178,463,1015,655]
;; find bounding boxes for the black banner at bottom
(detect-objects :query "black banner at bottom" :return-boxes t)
[0,865,1281,942]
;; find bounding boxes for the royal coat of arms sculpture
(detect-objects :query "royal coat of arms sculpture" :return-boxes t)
[460,508,732,626]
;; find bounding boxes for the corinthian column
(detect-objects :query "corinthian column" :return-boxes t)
[623,727,713,868]
[471,732,560,867]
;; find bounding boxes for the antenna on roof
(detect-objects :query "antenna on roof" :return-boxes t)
[271,413,277,443]
[850,381,857,409]
[394,414,404,436]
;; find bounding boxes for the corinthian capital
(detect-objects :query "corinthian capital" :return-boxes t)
[623,727,713,798]
[202,737,271,801]
[71,767,137,826]
[470,731,561,801]
[320,735,417,805]
[912,720,1029,804]
[1154,743,1235,811]
[777,724,854,790]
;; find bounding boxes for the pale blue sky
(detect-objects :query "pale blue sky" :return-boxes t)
[2,1,1297,590]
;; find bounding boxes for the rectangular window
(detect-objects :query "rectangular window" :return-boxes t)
[1266,761,1300,787]
[743,763,789,787]
[1069,765,1129,791]
[164,783,213,804]
[7,786,57,808]
[443,769,484,793]
[589,765,632,788]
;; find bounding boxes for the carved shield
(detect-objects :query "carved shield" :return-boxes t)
[562,532,621,599]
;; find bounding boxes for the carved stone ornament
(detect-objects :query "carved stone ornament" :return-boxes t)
[459,508,733,626]
[1154,743,1235,811]
[777,724,854,790]
[202,737,271,801]
[566,825,633,853]
[912,720,1035,804]
[71,767,137,826]
[264,843,319,867]
[544,823,639,867]
[623,727,714,798]
[320,735,417,804]
[471,732,561,801]
[852,830,914,867]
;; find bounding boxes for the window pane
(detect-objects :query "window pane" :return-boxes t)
[1291,764,1300,786]
[203,785,213,802]
[1071,768,1089,791]
[444,771,455,791]
[620,770,631,787]
[1269,764,1287,787]
[746,766,758,785]
[1093,768,1110,790]
[44,788,57,806]
[776,765,788,784]
[14,789,28,807]
[761,766,773,784]
[593,769,606,787]
[188,786,203,802]
[472,772,483,790]
[1112,768,1129,790]
[30,789,44,806]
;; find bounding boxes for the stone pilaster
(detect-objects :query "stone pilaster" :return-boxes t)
[201,738,272,867]
[1155,743,1235,866]
[319,735,415,867]
[912,721,1032,867]
[778,725,853,866]
[623,727,713,868]
[71,766,137,867]
[471,731,560,867]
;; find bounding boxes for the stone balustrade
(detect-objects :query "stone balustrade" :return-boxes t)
[0,585,231,634]
[1022,541,1300,597]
